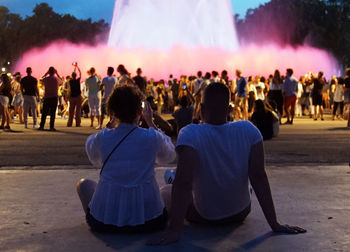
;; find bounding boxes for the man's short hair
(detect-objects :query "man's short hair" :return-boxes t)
[26,67,32,74]
[286,68,293,76]
[197,71,202,78]
[204,82,230,109]
[48,67,55,75]
[107,67,114,75]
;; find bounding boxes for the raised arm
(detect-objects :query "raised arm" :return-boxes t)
[147,145,197,245]
[248,141,306,234]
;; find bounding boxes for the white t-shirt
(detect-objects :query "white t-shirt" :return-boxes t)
[176,121,263,220]
[255,82,265,100]
[102,76,117,99]
[334,84,344,102]
[86,124,175,226]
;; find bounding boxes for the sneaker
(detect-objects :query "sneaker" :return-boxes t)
[49,128,56,132]
[164,169,176,184]
[33,125,40,129]
[38,127,44,131]
[95,125,102,130]
[25,124,28,129]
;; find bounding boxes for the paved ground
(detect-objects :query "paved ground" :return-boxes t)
[0,114,349,167]
[0,114,350,251]
[0,166,350,252]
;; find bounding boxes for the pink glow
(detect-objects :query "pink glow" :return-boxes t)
[14,41,338,80]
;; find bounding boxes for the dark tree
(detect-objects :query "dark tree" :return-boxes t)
[0,3,109,69]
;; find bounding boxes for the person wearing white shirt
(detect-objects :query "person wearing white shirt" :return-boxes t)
[77,85,176,233]
[100,67,118,129]
[147,83,306,245]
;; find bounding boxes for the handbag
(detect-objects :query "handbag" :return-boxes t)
[100,127,137,175]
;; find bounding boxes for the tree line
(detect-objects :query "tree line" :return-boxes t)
[1,1,350,70]
[235,0,350,69]
[0,3,109,69]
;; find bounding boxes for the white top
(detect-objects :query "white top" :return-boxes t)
[297,83,304,98]
[255,82,265,100]
[177,121,263,220]
[101,76,117,99]
[86,124,176,226]
[334,84,344,102]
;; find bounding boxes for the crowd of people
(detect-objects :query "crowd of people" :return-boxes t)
[0,64,350,135]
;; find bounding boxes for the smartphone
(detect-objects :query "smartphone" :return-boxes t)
[72,62,77,66]
[183,84,187,90]
[142,101,145,108]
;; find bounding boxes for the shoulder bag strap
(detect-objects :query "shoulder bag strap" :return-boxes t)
[100,126,137,176]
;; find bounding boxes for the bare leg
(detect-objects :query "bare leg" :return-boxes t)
[90,115,94,127]
[160,184,172,212]
[76,178,97,214]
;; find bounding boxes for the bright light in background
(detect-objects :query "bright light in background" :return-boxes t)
[1,68,6,72]
[109,0,239,51]
[14,0,339,79]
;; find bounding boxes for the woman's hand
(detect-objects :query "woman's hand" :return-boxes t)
[142,101,156,128]
[146,230,181,246]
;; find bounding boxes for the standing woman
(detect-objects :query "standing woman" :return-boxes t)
[344,69,350,127]
[11,73,24,124]
[0,74,12,130]
[85,67,102,129]
[76,84,175,233]
[247,76,256,118]
[268,70,283,123]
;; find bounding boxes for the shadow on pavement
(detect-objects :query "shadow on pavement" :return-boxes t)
[92,223,242,251]
[327,127,350,131]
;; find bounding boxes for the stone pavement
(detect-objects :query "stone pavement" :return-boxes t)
[0,115,350,251]
[0,166,350,252]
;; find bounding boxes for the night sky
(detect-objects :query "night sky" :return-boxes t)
[1,0,270,22]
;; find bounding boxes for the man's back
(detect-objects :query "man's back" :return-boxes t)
[102,76,117,99]
[177,121,262,219]
[21,76,37,96]
[133,75,146,93]
[42,76,59,99]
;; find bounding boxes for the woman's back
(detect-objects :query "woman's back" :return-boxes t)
[85,124,175,226]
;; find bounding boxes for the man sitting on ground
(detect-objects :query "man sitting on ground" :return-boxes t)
[148,82,306,245]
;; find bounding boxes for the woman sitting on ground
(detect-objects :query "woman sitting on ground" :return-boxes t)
[77,84,176,233]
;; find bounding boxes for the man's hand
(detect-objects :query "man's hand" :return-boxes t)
[146,230,181,246]
[271,222,306,234]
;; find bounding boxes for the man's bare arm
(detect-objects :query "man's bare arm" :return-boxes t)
[147,145,197,245]
[248,141,306,234]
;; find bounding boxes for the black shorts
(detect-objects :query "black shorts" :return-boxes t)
[186,203,251,225]
[86,208,167,233]
[312,94,323,106]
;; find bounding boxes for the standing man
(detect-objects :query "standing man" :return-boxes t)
[67,63,82,127]
[133,68,147,94]
[39,67,62,131]
[311,71,326,121]
[235,69,248,120]
[100,67,118,128]
[193,71,203,117]
[21,67,39,129]
[282,68,298,124]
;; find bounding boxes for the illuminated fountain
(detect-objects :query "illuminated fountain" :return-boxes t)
[15,0,338,79]
[108,0,239,50]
